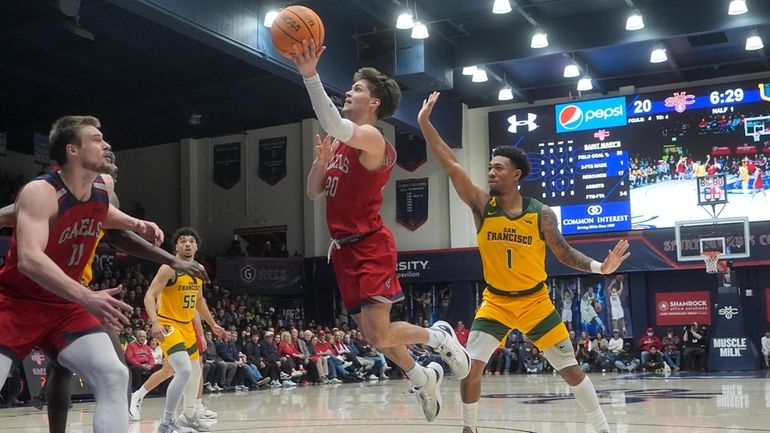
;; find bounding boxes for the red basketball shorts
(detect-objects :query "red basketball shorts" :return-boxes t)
[330,226,404,315]
[0,291,103,362]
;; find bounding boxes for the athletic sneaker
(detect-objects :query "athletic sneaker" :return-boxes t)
[329,378,342,384]
[156,420,193,433]
[257,376,272,386]
[412,362,444,422]
[367,374,379,381]
[461,427,478,433]
[282,379,298,387]
[198,403,217,419]
[178,413,211,432]
[128,392,143,422]
[431,320,471,379]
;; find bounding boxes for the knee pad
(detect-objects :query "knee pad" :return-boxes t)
[466,331,502,362]
[542,339,578,371]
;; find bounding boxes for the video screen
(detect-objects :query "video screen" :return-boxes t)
[489,79,770,235]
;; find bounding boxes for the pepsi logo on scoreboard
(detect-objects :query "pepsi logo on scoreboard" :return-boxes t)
[555,96,628,133]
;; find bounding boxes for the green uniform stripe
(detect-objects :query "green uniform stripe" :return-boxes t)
[471,317,510,341]
[526,309,562,342]
[187,344,198,355]
[167,342,187,355]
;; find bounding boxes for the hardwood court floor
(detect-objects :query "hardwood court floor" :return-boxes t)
[2,370,769,433]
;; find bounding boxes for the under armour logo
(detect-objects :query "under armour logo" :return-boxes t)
[507,113,538,133]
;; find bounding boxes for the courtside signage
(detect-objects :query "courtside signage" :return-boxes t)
[555,97,628,133]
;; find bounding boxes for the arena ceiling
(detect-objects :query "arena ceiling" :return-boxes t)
[1,0,768,152]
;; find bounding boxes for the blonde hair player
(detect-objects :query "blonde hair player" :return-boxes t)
[285,38,470,423]
[418,92,630,433]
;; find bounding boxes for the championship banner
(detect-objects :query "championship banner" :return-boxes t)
[0,131,7,156]
[212,142,241,190]
[33,132,50,165]
[216,257,303,295]
[655,291,711,325]
[396,130,427,172]
[258,137,287,186]
[396,178,429,231]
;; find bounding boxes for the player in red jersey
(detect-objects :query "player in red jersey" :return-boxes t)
[0,116,163,433]
[286,40,470,422]
[0,151,210,433]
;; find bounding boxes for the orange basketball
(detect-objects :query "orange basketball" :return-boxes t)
[594,303,602,313]
[270,5,325,57]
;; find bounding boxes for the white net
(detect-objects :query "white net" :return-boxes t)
[703,251,720,274]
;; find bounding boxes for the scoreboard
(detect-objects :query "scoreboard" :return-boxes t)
[488,78,770,235]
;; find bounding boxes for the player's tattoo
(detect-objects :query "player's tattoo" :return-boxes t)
[541,206,593,273]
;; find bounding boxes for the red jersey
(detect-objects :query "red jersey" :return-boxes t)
[0,172,110,303]
[324,139,397,238]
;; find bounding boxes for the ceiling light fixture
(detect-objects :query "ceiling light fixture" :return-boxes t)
[530,28,548,49]
[411,2,429,39]
[746,29,764,50]
[650,45,667,63]
[411,21,429,39]
[498,85,514,101]
[492,0,513,14]
[577,76,593,91]
[563,63,580,78]
[396,0,414,29]
[264,9,278,27]
[498,73,514,100]
[396,12,414,29]
[625,9,644,31]
[472,68,488,82]
[462,66,478,75]
[728,0,748,15]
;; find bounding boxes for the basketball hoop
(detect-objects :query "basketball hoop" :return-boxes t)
[702,250,721,274]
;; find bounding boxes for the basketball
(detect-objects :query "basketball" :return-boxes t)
[270,6,325,57]
[594,303,602,313]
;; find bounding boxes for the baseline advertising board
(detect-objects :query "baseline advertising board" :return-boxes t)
[489,78,770,235]
[655,291,711,326]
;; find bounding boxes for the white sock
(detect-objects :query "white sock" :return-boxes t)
[569,375,609,432]
[406,364,428,388]
[133,386,149,400]
[196,398,203,409]
[461,401,479,430]
[426,328,444,348]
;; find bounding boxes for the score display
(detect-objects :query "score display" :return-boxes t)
[489,78,770,235]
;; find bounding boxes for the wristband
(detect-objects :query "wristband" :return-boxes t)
[590,260,603,274]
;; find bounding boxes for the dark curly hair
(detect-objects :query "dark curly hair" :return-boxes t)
[492,146,530,180]
[171,227,201,252]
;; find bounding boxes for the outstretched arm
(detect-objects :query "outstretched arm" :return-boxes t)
[288,40,385,167]
[104,230,208,281]
[541,205,630,274]
[418,91,488,224]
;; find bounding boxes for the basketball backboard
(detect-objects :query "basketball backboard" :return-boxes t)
[745,115,770,142]
[674,216,750,262]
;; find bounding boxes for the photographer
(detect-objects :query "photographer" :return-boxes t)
[682,322,707,371]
